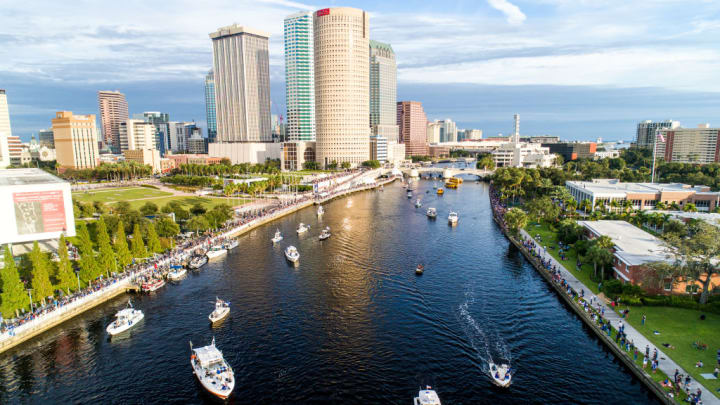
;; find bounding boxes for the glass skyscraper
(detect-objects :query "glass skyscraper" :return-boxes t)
[205,70,217,144]
[284,11,315,141]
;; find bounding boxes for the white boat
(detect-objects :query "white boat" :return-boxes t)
[285,245,300,263]
[426,207,437,219]
[415,199,422,208]
[167,267,187,281]
[407,191,413,199]
[224,239,239,250]
[296,223,310,234]
[209,297,230,324]
[190,338,235,400]
[271,229,283,243]
[414,387,441,405]
[141,278,165,292]
[206,245,228,260]
[319,227,331,241]
[415,264,424,275]
[489,362,512,387]
[448,211,458,225]
[106,300,144,336]
[317,206,324,216]
[189,255,208,269]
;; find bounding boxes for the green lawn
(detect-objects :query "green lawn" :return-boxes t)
[123,196,249,211]
[72,187,171,203]
[620,305,720,395]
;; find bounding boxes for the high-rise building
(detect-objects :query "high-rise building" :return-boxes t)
[7,136,23,166]
[209,25,271,142]
[427,122,441,144]
[187,129,208,154]
[314,7,370,167]
[39,129,54,148]
[52,111,100,170]
[434,119,457,143]
[0,89,12,168]
[98,90,129,153]
[397,101,428,157]
[168,121,196,153]
[636,120,680,149]
[284,11,316,142]
[118,119,156,152]
[204,70,217,143]
[465,129,483,140]
[369,40,398,139]
[139,112,170,156]
[658,124,720,164]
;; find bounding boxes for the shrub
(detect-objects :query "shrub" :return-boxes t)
[602,279,624,296]
[140,184,159,189]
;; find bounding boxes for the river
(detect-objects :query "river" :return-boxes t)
[0,179,658,404]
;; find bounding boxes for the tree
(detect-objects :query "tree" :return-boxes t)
[328,160,338,170]
[586,245,613,281]
[341,161,351,170]
[476,154,496,170]
[525,196,561,223]
[55,235,76,294]
[114,220,132,268]
[155,217,180,238]
[662,222,720,304]
[302,161,319,170]
[76,222,100,283]
[131,223,147,259]
[504,208,528,235]
[186,216,210,235]
[557,219,583,244]
[29,241,54,304]
[190,203,206,216]
[95,217,116,277]
[683,203,698,212]
[0,246,30,318]
[145,222,163,253]
[361,160,381,169]
[139,202,159,216]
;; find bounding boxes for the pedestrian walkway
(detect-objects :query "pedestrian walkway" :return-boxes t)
[520,229,719,404]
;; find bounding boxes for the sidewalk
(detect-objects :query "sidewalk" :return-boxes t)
[520,229,719,404]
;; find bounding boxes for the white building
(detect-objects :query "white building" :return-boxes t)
[657,124,720,164]
[427,122,441,144]
[209,142,281,164]
[119,119,156,152]
[491,142,555,168]
[386,141,406,166]
[0,90,12,168]
[168,121,196,153]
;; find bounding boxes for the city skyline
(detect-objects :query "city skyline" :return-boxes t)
[2,0,720,141]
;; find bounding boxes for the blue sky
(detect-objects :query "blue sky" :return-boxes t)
[2,0,720,142]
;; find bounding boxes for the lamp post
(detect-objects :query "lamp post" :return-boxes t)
[27,289,33,313]
[75,270,81,292]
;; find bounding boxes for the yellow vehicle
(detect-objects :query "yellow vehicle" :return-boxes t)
[437,188,445,195]
[447,177,463,185]
[445,181,458,189]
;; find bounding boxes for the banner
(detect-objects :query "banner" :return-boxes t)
[13,190,67,235]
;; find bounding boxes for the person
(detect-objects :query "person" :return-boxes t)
[642,357,648,369]
[641,314,646,325]
[662,343,675,349]
[713,366,719,378]
[696,360,704,368]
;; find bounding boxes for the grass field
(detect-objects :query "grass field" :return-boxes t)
[123,196,249,211]
[72,187,249,211]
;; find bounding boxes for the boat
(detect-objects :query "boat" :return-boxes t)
[426,207,437,219]
[106,300,144,336]
[445,181,458,189]
[448,211,459,225]
[167,266,187,281]
[414,386,441,405]
[416,264,424,275]
[437,188,444,195]
[297,223,310,234]
[433,182,437,190]
[190,338,235,400]
[319,227,331,240]
[271,229,283,243]
[317,206,324,216]
[141,277,165,292]
[407,191,413,199]
[209,297,230,324]
[489,362,512,387]
[206,245,228,260]
[189,255,208,270]
[415,199,422,208]
[285,245,300,263]
[224,239,239,250]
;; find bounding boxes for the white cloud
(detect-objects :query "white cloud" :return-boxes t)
[487,0,526,25]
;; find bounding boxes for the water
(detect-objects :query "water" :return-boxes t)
[0,180,658,404]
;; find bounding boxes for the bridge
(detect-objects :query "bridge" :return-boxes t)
[400,167,494,179]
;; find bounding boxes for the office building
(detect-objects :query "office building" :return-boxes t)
[118,119,156,152]
[543,142,597,161]
[397,101,428,157]
[168,121,196,153]
[39,129,54,148]
[7,136,23,166]
[98,90,129,153]
[52,111,100,170]
[138,112,170,156]
[636,120,680,149]
[369,135,388,162]
[491,142,554,168]
[204,70,217,143]
[284,12,316,142]
[658,124,720,164]
[427,122,441,144]
[209,25,271,142]
[281,141,316,171]
[314,7,370,167]
[123,149,162,173]
[369,40,398,140]
[0,90,12,168]
[434,119,457,143]
[464,129,483,140]
[187,130,208,154]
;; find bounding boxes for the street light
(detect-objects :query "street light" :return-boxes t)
[27,289,33,313]
[75,270,81,292]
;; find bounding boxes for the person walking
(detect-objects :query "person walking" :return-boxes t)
[641,314,646,326]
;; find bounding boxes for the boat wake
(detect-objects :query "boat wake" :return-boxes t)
[457,288,512,374]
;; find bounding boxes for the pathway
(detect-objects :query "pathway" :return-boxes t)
[520,228,719,404]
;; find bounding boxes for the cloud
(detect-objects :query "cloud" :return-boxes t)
[487,0,526,25]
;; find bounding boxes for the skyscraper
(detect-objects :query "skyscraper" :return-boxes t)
[369,40,398,141]
[0,89,11,168]
[209,25,271,142]
[314,7,370,167]
[98,90,129,153]
[636,120,680,149]
[52,111,99,170]
[39,129,55,148]
[285,11,315,142]
[119,119,157,152]
[140,112,169,155]
[397,101,428,157]
[204,70,217,143]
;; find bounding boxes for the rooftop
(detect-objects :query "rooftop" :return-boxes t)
[0,168,67,187]
[567,179,718,197]
[209,24,270,39]
[578,220,673,266]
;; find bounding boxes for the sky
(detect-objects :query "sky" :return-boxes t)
[1,0,720,142]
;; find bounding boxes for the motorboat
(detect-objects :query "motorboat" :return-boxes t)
[437,188,444,195]
[206,245,228,260]
[167,266,187,281]
[489,362,512,387]
[188,255,208,270]
[319,227,331,241]
[416,264,424,275]
[297,223,310,234]
[415,199,422,208]
[271,229,283,243]
[285,245,300,263]
[141,277,165,293]
[426,207,437,219]
[224,239,239,250]
[190,338,235,400]
[448,211,458,225]
[317,206,324,216]
[106,300,144,336]
[433,182,437,190]
[407,191,413,199]
[414,387,441,405]
[209,298,230,324]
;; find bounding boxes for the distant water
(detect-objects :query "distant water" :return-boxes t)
[0,180,658,404]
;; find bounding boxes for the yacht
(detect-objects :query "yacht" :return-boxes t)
[188,255,208,270]
[296,223,310,234]
[415,199,422,208]
[106,300,144,336]
[426,207,437,219]
[319,227,331,241]
[448,211,459,225]
[224,239,239,250]
[209,298,230,324]
[167,266,187,281]
[285,245,300,263]
[271,229,283,244]
[141,277,165,293]
[489,362,512,387]
[414,387,441,405]
[206,245,228,260]
[190,338,235,400]
[317,206,324,216]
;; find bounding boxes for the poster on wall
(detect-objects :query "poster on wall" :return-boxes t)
[13,190,67,235]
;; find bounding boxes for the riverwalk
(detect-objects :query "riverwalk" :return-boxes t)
[520,228,719,405]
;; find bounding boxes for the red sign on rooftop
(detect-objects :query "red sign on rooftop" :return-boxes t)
[316,8,330,16]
